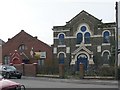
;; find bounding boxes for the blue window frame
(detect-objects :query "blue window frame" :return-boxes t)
[59,34,64,45]
[84,32,90,44]
[76,33,83,44]
[103,31,110,43]
[81,26,86,32]
[59,53,64,64]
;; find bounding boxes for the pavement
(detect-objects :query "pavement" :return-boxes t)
[22,75,118,86]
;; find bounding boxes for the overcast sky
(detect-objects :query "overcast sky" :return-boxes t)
[0,0,119,45]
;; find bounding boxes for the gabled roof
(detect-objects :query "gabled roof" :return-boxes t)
[5,30,51,48]
[72,43,93,55]
[52,10,102,30]
[66,10,102,24]
[0,39,5,45]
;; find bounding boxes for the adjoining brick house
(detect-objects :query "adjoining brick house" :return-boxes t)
[2,30,53,68]
[52,10,116,72]
[0,39,5,63]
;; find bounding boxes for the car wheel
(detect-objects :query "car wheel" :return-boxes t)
[6,73,10,79]
[17,76,21,79]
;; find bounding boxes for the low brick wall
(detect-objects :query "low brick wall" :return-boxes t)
[14,64,24,74]
[24,63,37,77]
[13,63,37,77]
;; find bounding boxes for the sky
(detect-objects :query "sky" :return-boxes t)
[0,0,119,45]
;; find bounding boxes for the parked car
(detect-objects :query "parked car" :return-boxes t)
[0,65,22,79]
[0,74,25,90]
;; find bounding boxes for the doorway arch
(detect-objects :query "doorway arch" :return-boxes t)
[12,57,21,64]
[76,54,88,71]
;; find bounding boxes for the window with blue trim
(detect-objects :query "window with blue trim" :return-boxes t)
[59,53,64,64]
[84,32,90,44]
[81,26,86,32]
[103,31,110,43]
[76,33,83,44]
[59,34,64,45]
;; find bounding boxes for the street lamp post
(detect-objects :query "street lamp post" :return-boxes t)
[115,2,119,80]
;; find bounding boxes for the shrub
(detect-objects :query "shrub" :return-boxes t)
[97,65,115,76]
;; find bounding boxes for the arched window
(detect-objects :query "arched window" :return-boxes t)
[76,33,83,44]
[18,44,26,52]
[59,53,64,64]
[103,31,110,43]
[84,32,90,44]
[81,26,87,32]
[59,34,64,45]
[102,52,110,65]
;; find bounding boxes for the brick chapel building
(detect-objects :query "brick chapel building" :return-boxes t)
[52,10,116,72]
[2,30,53,67]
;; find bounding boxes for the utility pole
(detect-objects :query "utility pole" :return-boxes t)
[115,1,119,80]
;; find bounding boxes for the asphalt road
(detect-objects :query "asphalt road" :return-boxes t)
[10,77,118,89]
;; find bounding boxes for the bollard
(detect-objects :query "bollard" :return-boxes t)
[33,63,37,77]
[79,63,84,79]
[21,63,25,76]
[59,64,64,78]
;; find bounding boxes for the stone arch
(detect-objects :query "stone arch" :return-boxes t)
[12,57,21,64]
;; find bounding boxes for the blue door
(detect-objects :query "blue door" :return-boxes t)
[59,53,64,64]
[77,54,88,71]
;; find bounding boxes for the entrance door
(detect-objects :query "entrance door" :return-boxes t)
[12,58,21,64]
[59,53,64,64]
[77,54,88,71]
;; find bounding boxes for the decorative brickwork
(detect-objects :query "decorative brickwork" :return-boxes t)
[52,10,116,73]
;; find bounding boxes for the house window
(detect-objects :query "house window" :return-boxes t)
[102,52,110,65]
[76,33,83,44]
[18,44,26,52]
[101,50,111,65]
[97,46,101,52]
[4,56,10,65]
[59,34,64,45]
[81,26,87,32]
[103,31,110,43]
[66,47,70,53]
[84,32,90,44]
[59,53,64,64]
[38,59,44,66]
[53,47,57,54]
[76,24,91,45]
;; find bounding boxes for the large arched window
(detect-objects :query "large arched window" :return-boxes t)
[103,31,110,43]
[84,32,90,44]
[59,53,64,64]
[59,34,64,45]
[76,33,83,44]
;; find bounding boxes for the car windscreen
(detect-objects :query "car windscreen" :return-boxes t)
[7,66,16,70]
[0,74,3,80]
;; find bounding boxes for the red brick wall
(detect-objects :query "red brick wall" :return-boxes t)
[14,64,24,74]
[2,30,53,67]
[13,63,37,77]
[24,63,37,77]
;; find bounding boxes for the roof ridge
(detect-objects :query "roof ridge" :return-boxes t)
[5,30,51,47]
[66,10,101,24]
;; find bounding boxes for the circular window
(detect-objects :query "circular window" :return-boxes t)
[81,26,86,32]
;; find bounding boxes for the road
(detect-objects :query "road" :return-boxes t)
[9,77,118,89]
